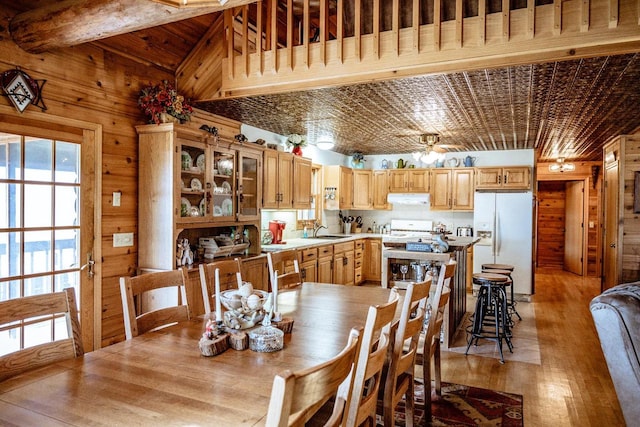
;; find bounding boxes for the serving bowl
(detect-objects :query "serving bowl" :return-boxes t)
[219,288,268,329]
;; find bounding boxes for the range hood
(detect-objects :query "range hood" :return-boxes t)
[387,193,430,205]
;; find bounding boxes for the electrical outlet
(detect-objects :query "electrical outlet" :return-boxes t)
[589,221,595,228]
[113,232,134,247]
[112,192,121,207]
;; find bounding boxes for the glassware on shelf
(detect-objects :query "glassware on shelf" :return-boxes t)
[400,264,408,281]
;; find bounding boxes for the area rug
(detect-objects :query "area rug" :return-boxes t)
[377,381,523,426]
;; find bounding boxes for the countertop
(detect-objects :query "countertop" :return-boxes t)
[261,234,479,252]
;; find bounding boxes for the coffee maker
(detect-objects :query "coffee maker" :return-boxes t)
[268,220,286,244]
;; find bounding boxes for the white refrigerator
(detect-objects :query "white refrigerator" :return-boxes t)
[473,192,534,296]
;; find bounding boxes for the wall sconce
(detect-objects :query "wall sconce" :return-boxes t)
[549,158,575,173]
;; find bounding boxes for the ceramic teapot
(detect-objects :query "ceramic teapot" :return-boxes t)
[396,158,406,169]
[464,156,477,167]
[447,158,459,167]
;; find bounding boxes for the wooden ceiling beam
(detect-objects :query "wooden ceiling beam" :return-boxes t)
[9,0,255,54]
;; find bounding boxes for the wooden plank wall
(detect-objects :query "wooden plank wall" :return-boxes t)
[536,161,602,276]
[620,134,640,282]
[537,181,565,269]
[0,7,239,347]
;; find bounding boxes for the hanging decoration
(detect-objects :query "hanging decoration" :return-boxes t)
[1,68,47,113]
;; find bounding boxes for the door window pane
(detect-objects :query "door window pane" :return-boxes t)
[55,142,79,183]
[24,230,52,275]
[54,229,79,271]
[0,134,22,180]
[24,319,52,348]
[0,183,21,228]
[0,232,21,279]
[54,272,78,293]
[24,275,52,297]
[24,184,52,228]
[55,186,79,226]
[24,137,52,182]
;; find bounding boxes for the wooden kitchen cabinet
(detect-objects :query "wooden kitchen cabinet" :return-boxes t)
[241,255,268,291]
[324,165,353,209]
[298,247,318,282]
[475,166,530,190]
[430,168,474,211]
[333,241,355,285]
[388,169,429,193]
[364,238,382,282]
[352,170,373,209]
[354,239,365,285]
[292,156,312,209]
[372,170,389,209]
[263,150,293,208]
[317,244,334,283]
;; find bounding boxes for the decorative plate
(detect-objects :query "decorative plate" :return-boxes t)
[222,198,233,216]
[195,154,205,172]
[199,198,205,216]
[181,151,192,170]
[222,181,231,194]
[214,206,223,216]
[180,197,191,217]
[189,206,201,217]
[262,230,274,245]
[191,178,203,191]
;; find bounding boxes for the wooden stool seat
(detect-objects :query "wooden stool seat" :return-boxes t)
[481,269,513,281]
[481,263,514,271]
[473,272,509,283]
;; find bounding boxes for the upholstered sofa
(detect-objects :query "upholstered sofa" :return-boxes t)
[590,283,640,426]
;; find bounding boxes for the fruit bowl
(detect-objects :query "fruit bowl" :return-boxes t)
[219,287,268,329]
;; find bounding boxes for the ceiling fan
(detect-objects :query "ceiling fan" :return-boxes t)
[412,133,458,164]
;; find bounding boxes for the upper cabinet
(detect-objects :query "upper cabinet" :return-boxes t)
[430,168,474,211]
[352,170,373,209]
[372,170,389,209]
[263,150,293,209]
[324,165,353,210]
[388,169,429,193]
[292,156,312,209]
[475,167,531,190]
[211,146,236,220]
[237,148,262,221]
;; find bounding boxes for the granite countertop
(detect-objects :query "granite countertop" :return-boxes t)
[261,233,384,252]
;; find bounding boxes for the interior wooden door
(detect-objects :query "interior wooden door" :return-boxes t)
[564,181,584,275]
[603,161,620,290]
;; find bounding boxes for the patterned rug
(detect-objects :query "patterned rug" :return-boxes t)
[377,380,523,426]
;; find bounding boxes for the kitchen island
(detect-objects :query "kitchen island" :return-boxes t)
[382,236,479,348]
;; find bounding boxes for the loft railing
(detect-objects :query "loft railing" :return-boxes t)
[213,0,640,98]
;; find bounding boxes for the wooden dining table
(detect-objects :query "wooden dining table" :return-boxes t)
[0,283,395,426]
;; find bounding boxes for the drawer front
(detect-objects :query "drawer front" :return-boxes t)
[355,239,365,250]
[318,244,334,258]
[354,267,363,284]
[300,247,318,263]
[354,257,363,269]
[334,241,355,254]
[355,248,364,258]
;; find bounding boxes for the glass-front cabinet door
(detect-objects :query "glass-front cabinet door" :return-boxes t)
[212,147,235,220]
[237,149,262,221]
[178,140,207,219]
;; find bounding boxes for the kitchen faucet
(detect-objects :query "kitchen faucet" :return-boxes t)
[312,221,327,237]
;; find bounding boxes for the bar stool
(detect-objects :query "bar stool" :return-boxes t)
[466,272,513,363]
[481,263,521,321]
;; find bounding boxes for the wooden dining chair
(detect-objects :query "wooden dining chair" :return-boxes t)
[344,290,399,427]
[265,327,363,427]
[0,287,84,381]
[199,258,243,314]
[379,280,430,427]
[267,249,302,290]
[421,260,456,421]
[119,268,191,340]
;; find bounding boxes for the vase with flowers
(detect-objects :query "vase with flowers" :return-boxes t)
[286,134,307,156]
[138,80,194,125]
[351,152,365,168]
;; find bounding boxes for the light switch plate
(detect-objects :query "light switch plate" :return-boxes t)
[113,232,134,247]
[112,192,121,207]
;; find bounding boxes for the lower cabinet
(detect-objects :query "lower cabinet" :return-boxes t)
[364,238,382,282]
[317,244,334,283]
[333,241,355,285]
[299,247,318,282]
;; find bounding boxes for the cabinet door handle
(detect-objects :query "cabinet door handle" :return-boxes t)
[498,175,502,184]
[504,174,508,184]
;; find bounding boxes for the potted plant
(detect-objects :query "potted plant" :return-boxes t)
[286,134,307,156]
[138,80,194,125]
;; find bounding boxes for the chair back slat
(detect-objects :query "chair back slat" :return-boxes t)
[120,268,191,340]
[267,250,302,290]
[0,288,83,381]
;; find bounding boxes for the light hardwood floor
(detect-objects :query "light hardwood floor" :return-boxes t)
[440,268,624,426]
